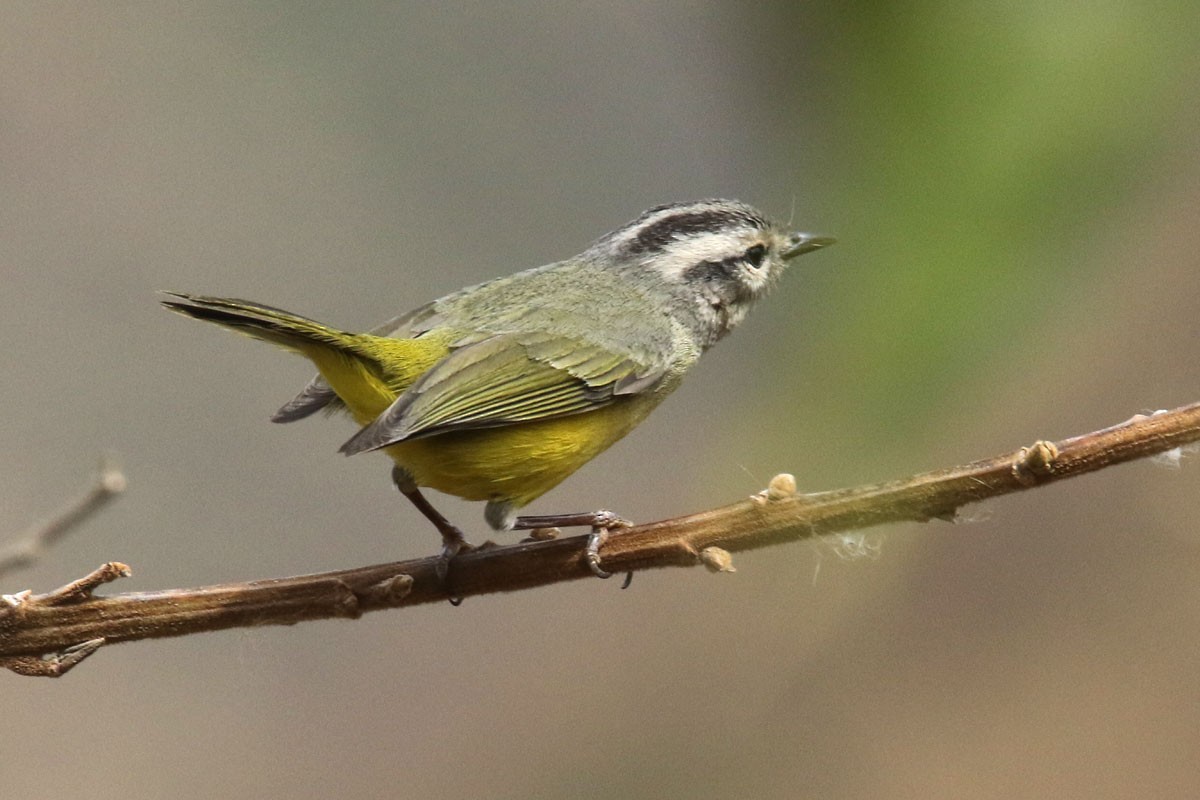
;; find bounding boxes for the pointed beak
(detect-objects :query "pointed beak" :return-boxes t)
[782,232,836,260]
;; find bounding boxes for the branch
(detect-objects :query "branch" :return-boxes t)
[3,403,1199,676]
[0,457,126,580]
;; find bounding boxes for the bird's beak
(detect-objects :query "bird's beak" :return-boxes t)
[782,232,836,260]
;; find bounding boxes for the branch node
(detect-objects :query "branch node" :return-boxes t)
[0,589,33,625]
[753,473,799,505]
[699,546,736,573]
[364,573,414,604]
[2,637,105,678]
[39,562,132,606]
[766,473,797,501]
[331,579,361,618]
[1012,440,1060,486]
[2,589,33,608]
[521,527,560,542]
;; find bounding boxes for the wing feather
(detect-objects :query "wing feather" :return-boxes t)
[340,333,663,454]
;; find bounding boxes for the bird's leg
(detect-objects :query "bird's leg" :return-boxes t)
[392,466,472,581]
[511,510,632,582]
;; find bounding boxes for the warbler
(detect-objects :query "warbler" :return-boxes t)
[164,199,833,572]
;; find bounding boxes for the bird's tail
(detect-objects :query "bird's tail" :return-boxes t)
[162,292,409,425]
[161,292,356,353]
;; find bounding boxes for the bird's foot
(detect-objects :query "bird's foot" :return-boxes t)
[435,532,474,580]
[512,510,633,585]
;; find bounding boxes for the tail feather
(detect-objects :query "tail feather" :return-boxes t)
[164,291,439,427]
[270,374,341,422]
[161,292,352,352]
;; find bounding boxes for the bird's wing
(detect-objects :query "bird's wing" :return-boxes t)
[338,331,665,455]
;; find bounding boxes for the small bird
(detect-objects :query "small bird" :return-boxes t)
[164,199,833,574]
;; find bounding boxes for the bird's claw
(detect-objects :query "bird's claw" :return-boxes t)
[585,527,613,579]
[584,521,633,588]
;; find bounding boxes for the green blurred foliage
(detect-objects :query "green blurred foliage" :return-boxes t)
[773,2,1200,442]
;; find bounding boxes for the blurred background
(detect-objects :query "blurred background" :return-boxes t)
[4,2,1200,797]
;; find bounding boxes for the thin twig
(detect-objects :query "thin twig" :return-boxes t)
[1,638,106,678]
[0,457,126,579]
[2,403,1198,676]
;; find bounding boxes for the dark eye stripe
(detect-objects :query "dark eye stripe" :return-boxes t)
[682,252,756,286]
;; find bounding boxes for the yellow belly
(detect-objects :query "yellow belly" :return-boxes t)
[304,331,668,508]
[385,396,655,507]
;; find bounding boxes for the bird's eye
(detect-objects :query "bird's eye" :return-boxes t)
[744,243,767,269]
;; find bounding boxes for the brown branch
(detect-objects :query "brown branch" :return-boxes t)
[3,403,1199,676]
[0,457,126,580]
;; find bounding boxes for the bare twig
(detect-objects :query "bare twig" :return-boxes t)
[2,403,1199,676]
[1,638,105,677]
[0,457,126,579]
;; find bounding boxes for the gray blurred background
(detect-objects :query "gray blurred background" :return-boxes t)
[4,3,1200,798]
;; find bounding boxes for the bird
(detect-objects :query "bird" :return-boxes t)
[163,199,834,575]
